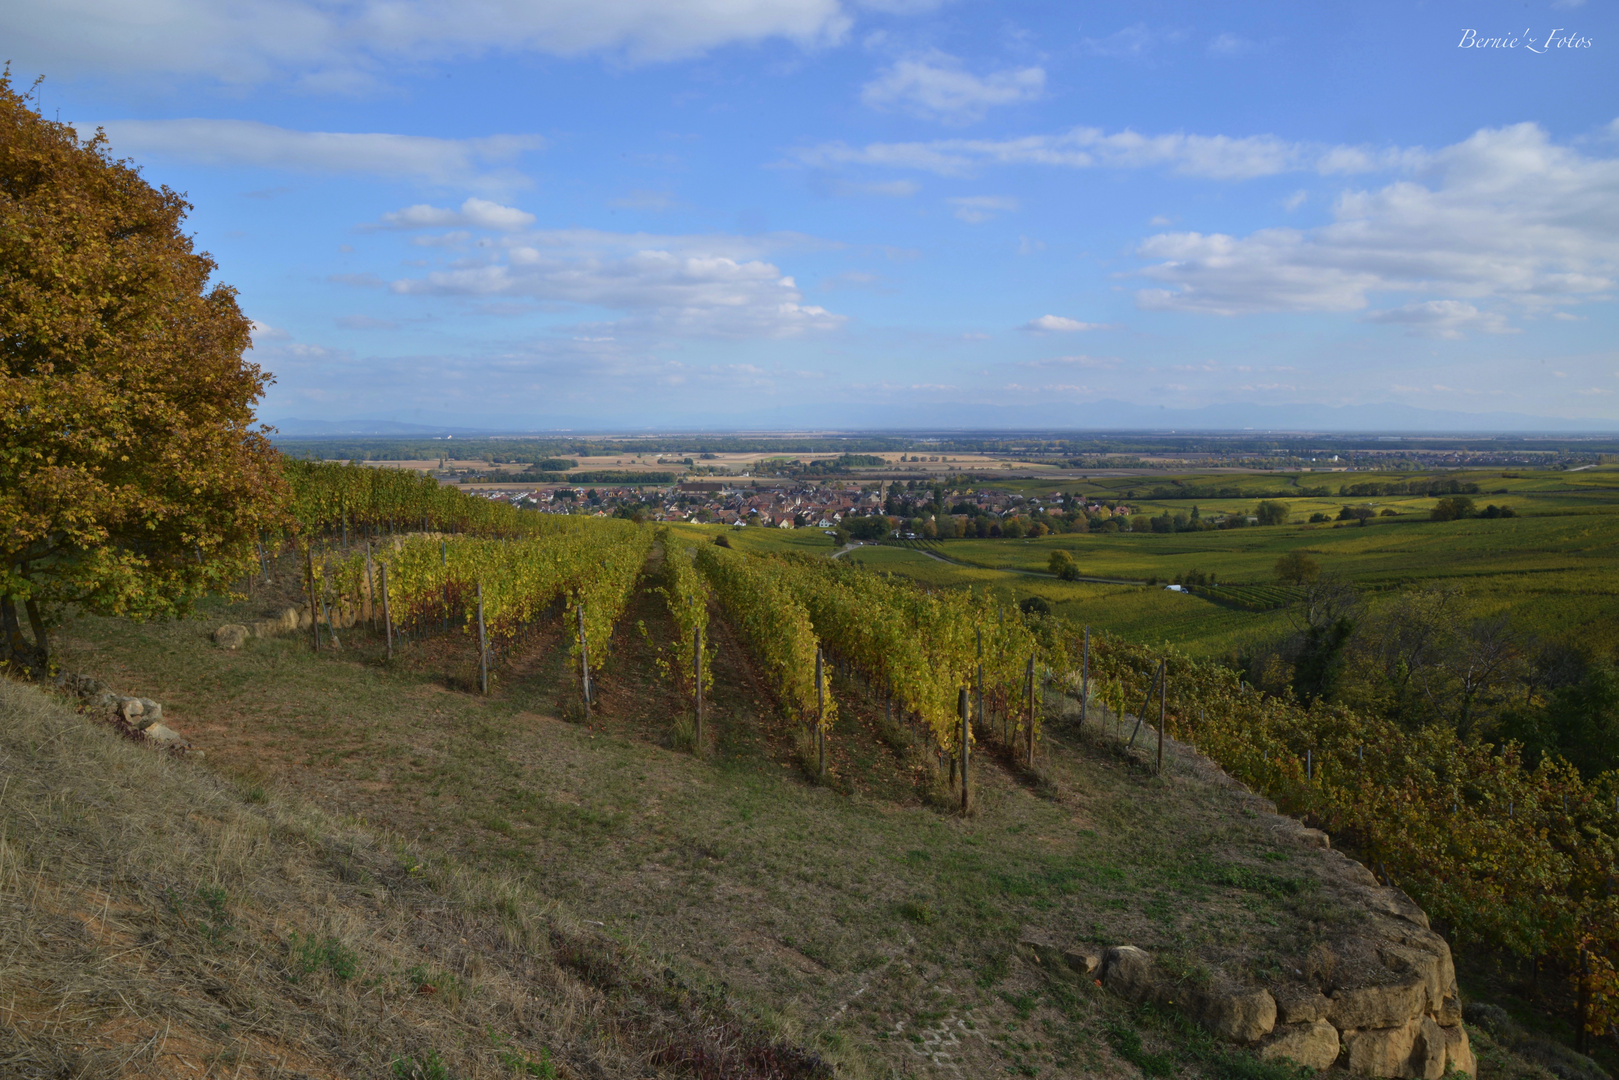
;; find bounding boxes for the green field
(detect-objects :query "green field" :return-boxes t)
[673,467,1619,656]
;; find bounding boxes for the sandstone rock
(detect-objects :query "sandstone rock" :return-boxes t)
[1273,983,1332,1023]
[212,623,250,649]
[294,607,312,630]
[1437,993,1462,1026]
[1328,851,1380,887]
[1410,1017,1446,1080]
[1298,827,1330,849]
[1367,886,1431,930]
[116,697,160,730]
[1342,1019,1419,1076]
[1062,947,1102,975]
[143,722,189,749]
[1187,986,1275,1043]
[1260,1019,1340,1071]
[1441,1023,1476,1077]
[1101,946,1160,1003]
[1379,944,1443,1014]
[1329,979,1428,1031]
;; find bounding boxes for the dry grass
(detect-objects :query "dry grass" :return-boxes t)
[0,678,828,1080]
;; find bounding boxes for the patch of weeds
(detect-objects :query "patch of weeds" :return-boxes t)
[288,931,359,981]
[391,1050,452,1080]
[1104,1022,1173,1078]
[1144,1004,1310,1080]
[244,785,268,804]
[490,1030,556,1078]
[999,990,1040,1020]
[670,712,699,754]
[1204,863,1314,899]
[162,884,234,944]
[408,964,465,1004]
[476,812,512,834]
[557,697,588,725]
[1261,850,1290,863]
[898,900,936,926]
[1155,953,1212,990]
[974,952,1011,988]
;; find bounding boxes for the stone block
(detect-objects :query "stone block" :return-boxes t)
[1342,1020,1419,1076]
[1441,1023,1475,1077]
[1101,946,1160,1003]
[1273,983,1332,1023]
[1188,986,1276,1043]
[1330,979,1428,1031]
[1260,1019,1340,1071]
[212,623,249,649]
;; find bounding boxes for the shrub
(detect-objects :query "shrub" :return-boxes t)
[1431,496,1476,521]
[1255,500,1289,526]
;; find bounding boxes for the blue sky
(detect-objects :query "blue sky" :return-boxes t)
[10,0,1618,429]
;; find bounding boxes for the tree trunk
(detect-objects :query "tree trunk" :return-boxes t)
[24,598,47,666]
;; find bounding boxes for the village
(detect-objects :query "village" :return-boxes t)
[466,478,1138,537]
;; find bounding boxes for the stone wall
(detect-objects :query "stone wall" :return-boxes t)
[1021,754,1474,1078]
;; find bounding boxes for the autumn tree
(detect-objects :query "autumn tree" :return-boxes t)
[0,73,288,673]
[1274,550,1320,585]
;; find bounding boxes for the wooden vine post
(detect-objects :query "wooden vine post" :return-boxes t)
[577,604,592,711]
[381,563,393,660]
[694,624,704,745]
[305,545,320,652]
[958,687,971,813]
[816,647,826,780]
[1025,655,1036,766]
[1081,625,1090,728]
[975,627,984,730]
[1128,659,1165,750]
[1156,660,1166,775]
[476,581,488,695]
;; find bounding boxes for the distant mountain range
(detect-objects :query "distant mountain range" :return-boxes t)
[264,400,1619,438]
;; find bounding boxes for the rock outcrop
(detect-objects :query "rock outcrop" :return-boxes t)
[1026,771,1475,1077]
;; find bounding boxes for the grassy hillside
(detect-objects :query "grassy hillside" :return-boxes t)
[0,678,809,1080]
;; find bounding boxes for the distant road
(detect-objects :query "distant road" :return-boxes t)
[842,543,1148,587]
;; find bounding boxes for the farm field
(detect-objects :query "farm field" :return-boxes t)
[677,467,1619,657]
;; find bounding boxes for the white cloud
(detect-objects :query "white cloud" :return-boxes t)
[608,190,682,212]
[828,178,920,198]
[248,321,290,341]
[1207,32,1259,56]
[1083,24,1182,58]
[1283,189,1308,211]
[1361,301,1518,339]
[1021,315,1110,332]
[1135,122,1619,316]
[375,232,845,338]
[96,120,542,188]
[8,0,854,86]
[861,51,1044,124]
[372,198,537,230]
[948,195,1018,223]
[793,125,1417,180]
[335,315,400,330]
[1018,354,1120,369]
